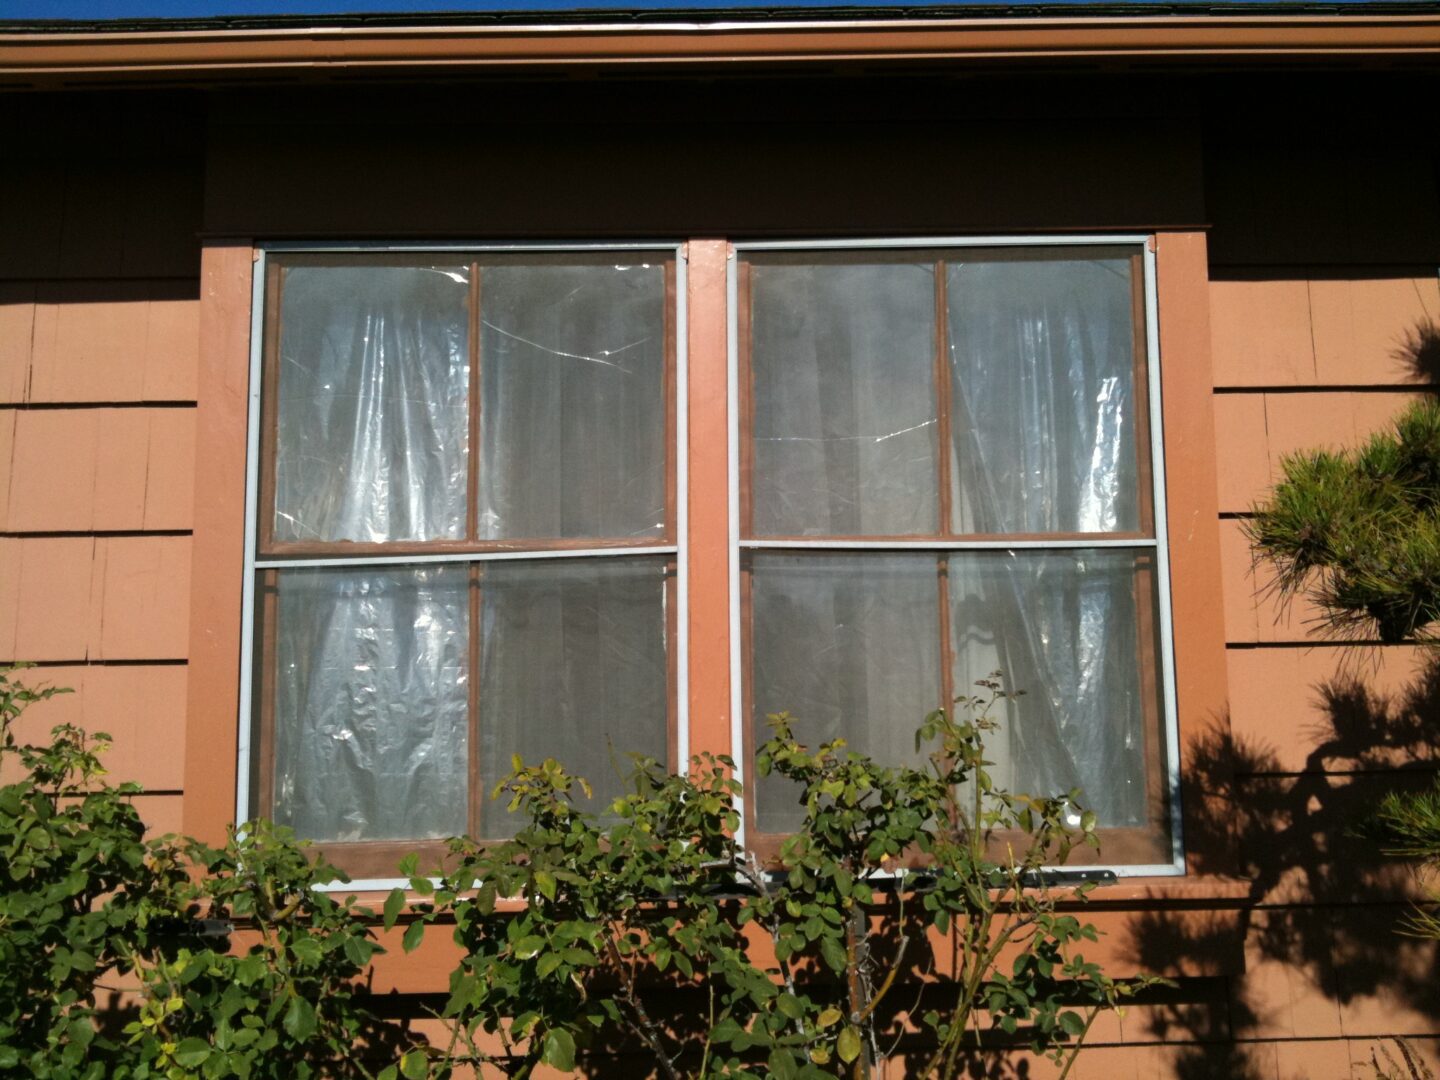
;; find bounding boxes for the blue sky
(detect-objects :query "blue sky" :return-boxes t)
[0,0,1410,19]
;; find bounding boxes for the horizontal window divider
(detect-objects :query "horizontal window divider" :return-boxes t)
[254,545,679,570]
[732,234,1151,252]
[260,241,683,254]
[739,538,1160,551]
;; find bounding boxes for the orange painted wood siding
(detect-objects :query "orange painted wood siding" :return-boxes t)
[0,94,202,841]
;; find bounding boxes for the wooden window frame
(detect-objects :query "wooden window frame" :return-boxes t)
[184,233,1233,891]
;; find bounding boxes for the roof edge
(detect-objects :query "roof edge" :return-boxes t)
[4,9,1440,87]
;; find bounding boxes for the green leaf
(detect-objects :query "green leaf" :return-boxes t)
[533,870,556,900]
[383,888,405,930]
[820,935,848,974]
[767,1047,797,1080]
[514,935,545,960]
[1058,1011,1087,1037]
[400,1050,429,1079]
[283,996,316,1041]
[174,1038,212,1068]
[402,920,425,954]
[711,1017,743,1044]
[542,1028,576,1071]
[816,1008,843,1029]
[837,1026,862,1065]
[290,937,323,965]
[536,952,563,978]
[776,993,803,1020]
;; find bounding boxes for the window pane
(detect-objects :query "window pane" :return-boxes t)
[947,249,1143,535]
[273,263,471,543]
[749,258,940,537]
[478,557,669,838]
[947,549,1168,846]
[479,261,667,541]
[749,553,942,834]
[269,565,470,843]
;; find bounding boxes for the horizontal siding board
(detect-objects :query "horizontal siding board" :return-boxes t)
[0,536,190,663]
[1210,278,1316,388]
[5,406,195,531]
[1213,390,1430,513]
[1311,276,1440,386]
[11,663,188,792]
[90,535,192,662]
[0,283,35,402]
[22,282,198,404]
[1226,645,1437,775]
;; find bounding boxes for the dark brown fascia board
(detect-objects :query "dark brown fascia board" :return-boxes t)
[2,13,1440,85]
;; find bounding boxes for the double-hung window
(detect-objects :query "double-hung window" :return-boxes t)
[241,247,682,876]
[238,236,1180,879]
[734,240,1178,868]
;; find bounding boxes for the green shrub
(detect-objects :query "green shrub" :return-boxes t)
[1,666,1156,1079]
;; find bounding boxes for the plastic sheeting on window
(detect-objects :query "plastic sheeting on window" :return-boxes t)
[749,549,1167,840]
[271,258,668,546]
[270,565,470,843]
[749,553,942,834]
[273,264,472,544]
[479,262,667,541]
[749,260,940,537]
[266,557,671,844]
[477,557,669,838]
[947,250,1141,535]
[946,549,1166,830]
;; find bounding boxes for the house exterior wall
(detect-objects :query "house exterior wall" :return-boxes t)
[0,66,1437,1077]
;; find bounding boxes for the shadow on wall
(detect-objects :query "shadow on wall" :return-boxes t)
[1396,317,1440,387]
[1126,652,1440,1080]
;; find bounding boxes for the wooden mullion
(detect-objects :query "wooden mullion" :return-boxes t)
[738,260,755,541]
[1132,554,1167,844]
[468,261,482,543]
[934,259,955,538]
[1130,251,1157,538]
[258,536,673,560]
[739,555,759,845]
[257,264,284,554]
[664,259,678,546]
[739,531,1157,546]
[466,262,484,839]
[468,563,483,840]
[255,568,279,823]
[665,558,680,773]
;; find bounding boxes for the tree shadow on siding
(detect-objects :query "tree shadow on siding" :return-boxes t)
[1126,652,1440,1079]
[1395,317,1440,387]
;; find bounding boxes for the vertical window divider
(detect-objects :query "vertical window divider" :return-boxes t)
[466,261,483,840]
[257,265,284,555]
[933,260,958,826]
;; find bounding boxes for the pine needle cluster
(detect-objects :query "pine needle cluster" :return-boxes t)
[1245,399,1440,643]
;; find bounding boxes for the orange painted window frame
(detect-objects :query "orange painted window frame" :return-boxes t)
[182,233,1232,883]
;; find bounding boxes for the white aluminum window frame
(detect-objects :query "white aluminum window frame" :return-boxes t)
[236,241,690,892]
[725,234,1185,877]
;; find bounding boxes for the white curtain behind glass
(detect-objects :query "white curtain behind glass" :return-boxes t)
[274,265,471,544]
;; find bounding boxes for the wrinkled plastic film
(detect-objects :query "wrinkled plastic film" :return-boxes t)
[479,262,667,541]
[273,264,471,544]
[749,261,940,536]
[271,565,470,843]
[947,252,1140,535]
[947,549,1167,833]
[749,553,942,834]
[478,557,669,838]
